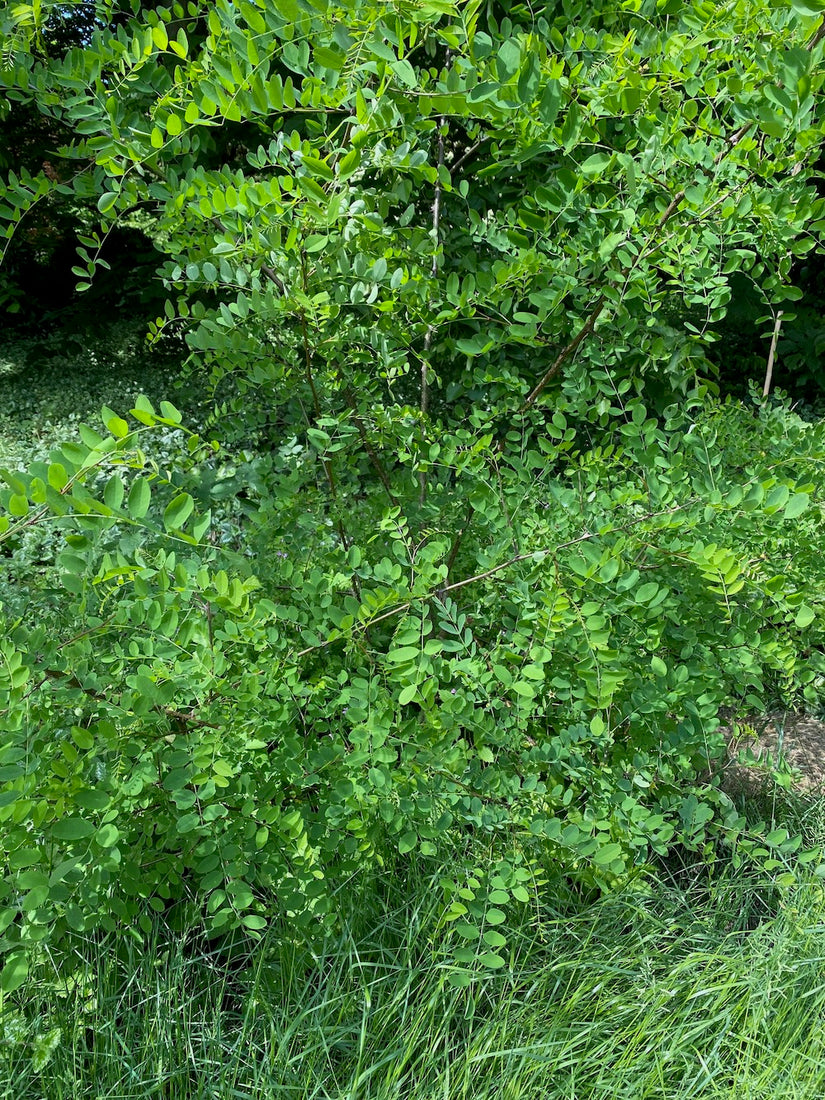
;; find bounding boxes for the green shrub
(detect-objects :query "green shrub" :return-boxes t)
[2,0,825,990]
[1,392,823,993]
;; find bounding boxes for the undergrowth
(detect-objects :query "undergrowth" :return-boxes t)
[0,321,203,467]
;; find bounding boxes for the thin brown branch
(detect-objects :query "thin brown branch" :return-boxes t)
[297,252,353,563]
[519,296,607,413]
[809,18,825,49]
[443,499,474,586]
[295,254,363,601]
[420,122,448,413]
[520,119,759,414]
[261,264,286,295]
[164,708,220,730]
[295,500,691,658]
[12,668,221,729]
[298,306,324,418]
[654,123,755,231]
[451,136,489,176]
[56,616,116,651]
[343,388,399,507]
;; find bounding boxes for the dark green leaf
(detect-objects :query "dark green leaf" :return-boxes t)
[164,492,194,531]
[127,478,151,519]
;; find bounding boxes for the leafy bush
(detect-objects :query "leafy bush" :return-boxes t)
[2,0,825,990]
[1,391,823,993]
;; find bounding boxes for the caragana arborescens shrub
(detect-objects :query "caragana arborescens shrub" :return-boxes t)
[1,393,824,991]
[2,0,825,988]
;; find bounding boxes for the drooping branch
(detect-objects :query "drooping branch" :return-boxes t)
[12,669,221,730]
[295,499,693,658]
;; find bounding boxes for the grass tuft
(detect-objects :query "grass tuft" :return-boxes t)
[3,858,825,1099]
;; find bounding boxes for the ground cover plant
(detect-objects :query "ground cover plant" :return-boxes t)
[1,2,825,1084]
[0,319,210,612]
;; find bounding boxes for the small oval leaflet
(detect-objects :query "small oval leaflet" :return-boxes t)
[483,929,507,948]
[242,914,267,930]
[795,604,815,629]
[479,951,507,969]
[651,656,668,677]
[784,493,810,520]
[95,824,120,848]
[104,474,125,511]
[164,492,195,531]
[51,817,96,841]
[636,582,659,603]
[398,831,418,854]
[48,463,69,490]
[0,953,28,994]
[128,478,151,519]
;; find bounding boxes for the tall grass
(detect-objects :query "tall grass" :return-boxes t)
[3,848,825,1100]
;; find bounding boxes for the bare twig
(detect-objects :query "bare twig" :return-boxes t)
[762,310,784,397]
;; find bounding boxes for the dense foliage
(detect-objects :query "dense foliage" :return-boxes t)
[2,0,825,992]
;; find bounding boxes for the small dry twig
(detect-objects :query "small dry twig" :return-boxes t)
[762,310,784,398]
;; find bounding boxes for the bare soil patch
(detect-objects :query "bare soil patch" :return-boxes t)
[719,711,825,795]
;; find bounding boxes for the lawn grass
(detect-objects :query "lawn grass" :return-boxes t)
[3,849,825,1099]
